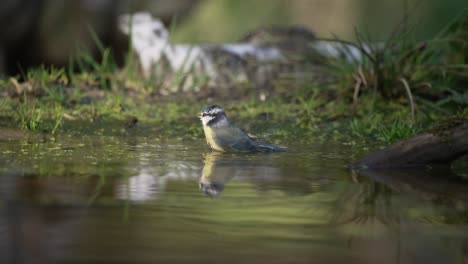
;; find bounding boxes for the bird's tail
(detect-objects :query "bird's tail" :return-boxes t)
[257,143,287,152]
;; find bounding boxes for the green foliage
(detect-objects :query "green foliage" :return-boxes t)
[15,95,64,134]
[74,47,117,90]
[429,107,468,134]
[17,100,42,131]
[350,117,378,138]
[72,26,119,90]
[50,104,64,135]
[309,10,468,142]
[329,9,468,115]
[375,121,417,143]
[350,113,418,143]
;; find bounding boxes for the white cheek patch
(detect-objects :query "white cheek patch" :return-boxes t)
[201,115,215,126]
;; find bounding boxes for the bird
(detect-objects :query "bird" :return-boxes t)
[198,105,286,152]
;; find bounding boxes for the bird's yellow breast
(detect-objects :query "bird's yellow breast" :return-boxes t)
[203,126,225,151]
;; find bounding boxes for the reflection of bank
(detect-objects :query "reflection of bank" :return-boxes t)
[331,168,468,264]
[335,165,468,224]
[335,167,468,229]
[355,167,468,205]
[199,152,281,197]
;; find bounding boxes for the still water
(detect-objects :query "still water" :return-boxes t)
[0,133,467,264]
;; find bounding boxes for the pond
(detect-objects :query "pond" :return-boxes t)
[0,132,467,264]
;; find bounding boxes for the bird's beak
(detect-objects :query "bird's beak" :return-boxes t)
[198,112,206,120]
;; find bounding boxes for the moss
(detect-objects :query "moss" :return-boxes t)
[428,108,468,135]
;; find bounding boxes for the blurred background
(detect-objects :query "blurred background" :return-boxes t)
[172,0,466,42]
[0,0,466,76]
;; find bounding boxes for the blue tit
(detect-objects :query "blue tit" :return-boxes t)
[198,105,286,152]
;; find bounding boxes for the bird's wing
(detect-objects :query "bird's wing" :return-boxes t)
[213,125,286,152]
[214,125,257,152]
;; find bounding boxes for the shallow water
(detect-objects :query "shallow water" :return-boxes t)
[0,134,467,264]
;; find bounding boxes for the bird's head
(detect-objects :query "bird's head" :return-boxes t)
[199,105,228,127]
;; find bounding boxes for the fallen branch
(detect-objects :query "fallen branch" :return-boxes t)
[351,121,468,169]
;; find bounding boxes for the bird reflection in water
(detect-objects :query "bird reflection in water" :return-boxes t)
[199,152,281,197]
[199,153,234,197]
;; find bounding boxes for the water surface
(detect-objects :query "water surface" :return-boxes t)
[1,134,467,264]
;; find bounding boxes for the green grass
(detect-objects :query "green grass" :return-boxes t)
[326,9,467,112]
[14,94,64,134]
[17,96,43,131]
[375,121,417,143]
[318,9,468,142]
[350,114,417,143]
